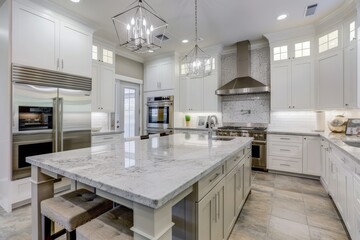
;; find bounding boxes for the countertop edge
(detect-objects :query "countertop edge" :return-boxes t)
[91,131,124,136]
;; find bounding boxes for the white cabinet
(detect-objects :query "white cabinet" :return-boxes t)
[144,61,175,92]
[12,1,92,77]
[179,73,220,112]
[316,50,344,109]
[271,59,313,110]
[197,178,224,240]
[354,175,360,240]
[92,133,123,146]
[224,165,237,239]
[270,38,314,110]
[303,136,321,176]
[320,138,330,189]
[92,62,115,112]
[268,134,321,175]
[244,153,252,196]
[92,42,115,67]
[343,42,358,108]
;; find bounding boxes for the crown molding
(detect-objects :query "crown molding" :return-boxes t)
[115,48,145,63]
[264,25,316,44]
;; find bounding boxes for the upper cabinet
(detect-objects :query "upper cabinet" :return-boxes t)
[144,57,175,92]
[179,56,220,112]
[91,41,115,112]
[270,38,314,110]
[12,1,93,78]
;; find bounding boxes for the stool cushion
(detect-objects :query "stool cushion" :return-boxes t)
[77,206,133,240]
[41,189,112,231]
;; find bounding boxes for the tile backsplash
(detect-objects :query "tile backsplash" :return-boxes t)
[91,112,110,131]
[222,94,270,124]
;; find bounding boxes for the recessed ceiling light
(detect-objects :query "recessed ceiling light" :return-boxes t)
[277,14,287,20]
[182,39,189,43]
[70,0,80,3]
[148,49,154,53]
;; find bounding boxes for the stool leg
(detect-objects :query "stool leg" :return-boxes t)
[66,230,76,240]
[42,215,52,240]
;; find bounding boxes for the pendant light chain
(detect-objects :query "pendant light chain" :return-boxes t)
[195,0,198,44]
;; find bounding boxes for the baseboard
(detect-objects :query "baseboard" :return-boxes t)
[268,170,320,180]
[11,198,31,210]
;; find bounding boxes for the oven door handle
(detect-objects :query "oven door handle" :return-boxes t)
[146,102,173,107]
[252,140,266,145]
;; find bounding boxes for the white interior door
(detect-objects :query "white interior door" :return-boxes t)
[116,81,140,137]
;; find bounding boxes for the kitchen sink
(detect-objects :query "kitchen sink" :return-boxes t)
[211,137,235,141]
[343,140,360,148]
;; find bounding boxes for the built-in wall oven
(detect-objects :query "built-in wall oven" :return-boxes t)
[146,96,174,133]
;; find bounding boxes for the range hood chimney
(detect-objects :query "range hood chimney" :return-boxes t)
[215,41,270,95]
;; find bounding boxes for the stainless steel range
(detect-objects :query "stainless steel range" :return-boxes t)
[216,125,267,170]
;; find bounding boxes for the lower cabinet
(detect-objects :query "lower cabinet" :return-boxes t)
[267,134,321,176]
[197,178,225,240]
[320,138,330,190]
[197,143,252,240]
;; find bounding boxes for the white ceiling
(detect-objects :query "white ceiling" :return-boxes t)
[47,0,347,59]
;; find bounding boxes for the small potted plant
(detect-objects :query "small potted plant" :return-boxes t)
[185,115,191,127]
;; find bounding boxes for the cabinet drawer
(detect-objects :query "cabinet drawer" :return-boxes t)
[268,141,302,158]
[196,164,225,201]
[268,156,302,173]
[268,134,303,143]
[226,147,246,174]
[92,134,122,145]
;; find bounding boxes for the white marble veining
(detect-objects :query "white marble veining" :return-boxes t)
[27,134,252,209]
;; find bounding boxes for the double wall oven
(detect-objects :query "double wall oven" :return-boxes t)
[146,96,174,134]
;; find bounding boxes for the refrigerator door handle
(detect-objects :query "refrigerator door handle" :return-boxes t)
[53,98,58,152]
[58,97,64,152]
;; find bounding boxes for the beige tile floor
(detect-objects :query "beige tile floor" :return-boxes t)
[0,171,350,240]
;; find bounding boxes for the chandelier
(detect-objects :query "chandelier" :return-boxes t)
[181,0,212,78]
[112,0,168,53]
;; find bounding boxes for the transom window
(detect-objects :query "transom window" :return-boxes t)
[102,48,114,65]
[350,21,356,42]
[92,45,98,60]
[294,41,310,58]
[273,45,288,61]
[319,30,338,53]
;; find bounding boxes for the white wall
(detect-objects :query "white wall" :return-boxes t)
[0,0,12,212]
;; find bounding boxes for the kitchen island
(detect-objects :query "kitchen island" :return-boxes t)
[27,133,253,240]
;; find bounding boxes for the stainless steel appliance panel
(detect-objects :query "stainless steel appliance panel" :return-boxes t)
[252,140,267,170]
[58,88,91,151]
[146,96,174,129]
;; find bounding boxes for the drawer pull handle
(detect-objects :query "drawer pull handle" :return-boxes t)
[280,149,290,152]
[280,138,290,140]
[209,173,220,183]
[103,137,114,140]
[280,164,290,167]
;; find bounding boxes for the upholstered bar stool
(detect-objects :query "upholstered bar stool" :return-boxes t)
[77,206,133,240]
[41,188,113,240]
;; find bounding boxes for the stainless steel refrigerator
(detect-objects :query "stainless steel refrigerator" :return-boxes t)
[12,64,92,180]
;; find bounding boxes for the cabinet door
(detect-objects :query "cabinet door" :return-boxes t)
[345,169,354,237]
[317,51,344,109]
[320,146,329,188]
[271,62,291,110]
[12,2,58,71]
[328,154,338,199]
[186,78,203,111]
[343,43,357,108]
[244,153,252,196]
[203,74,220,112]
[91,63,101,111]
[197,179,224,240]
[355,207,360,240]
[144,65,160,92]
[336,165,347,219]
[291,59,313,109]
[224,166,237,239]
[99,65,115,112]
[235,164,244,215]
[303,136,321,176]
[59,22,92,77]
[160,62,174,90]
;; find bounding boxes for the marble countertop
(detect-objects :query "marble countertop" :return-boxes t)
[27,133,252,209]
[91,130,124,136]
[267,128,323,136]
[174,127,210,131]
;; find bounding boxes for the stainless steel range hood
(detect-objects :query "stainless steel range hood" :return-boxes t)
[216,41,270,95]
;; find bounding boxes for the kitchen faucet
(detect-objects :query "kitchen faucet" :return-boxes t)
[207,115,218,139]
